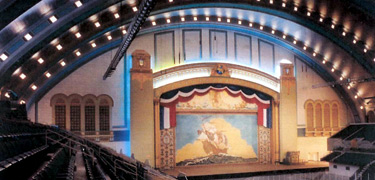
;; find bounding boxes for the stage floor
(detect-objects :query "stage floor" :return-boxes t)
[162,162,329,179]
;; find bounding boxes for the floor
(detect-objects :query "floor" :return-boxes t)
[73,151,88,180]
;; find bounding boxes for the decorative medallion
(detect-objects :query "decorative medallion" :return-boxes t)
[210,64,230,77]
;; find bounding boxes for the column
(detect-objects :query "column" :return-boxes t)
[130,50,155,166]
[279,63,298,161]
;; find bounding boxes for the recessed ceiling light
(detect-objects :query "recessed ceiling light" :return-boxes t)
[114,13,120,19]
[169,0,173,2]
[282,3,286,7]
[56,44,62,50]
[20,73,26,79]
[294,7,298,11]
[95,22,101,27]
[167,19,171,23]
[227,19,230,23]
[5,93,10,98]
[132,7,138,12]
[24,33,33,41]
[181,17,185,22]
[31,85,37,90]
[194,17,197,21]
[152,21,156,26]
[249,23,253,27]
[269,0,273,4]
[217,17,221,22]
[353,39,357,44]
[49,15,58,23]
[107,35,112,40]
[74,1,82,7]
[19,100,26,105]
[319,18,323,22]
[342,32,346,36]
[206,17,209,21]
[91,43,97,48]
[331,24,335,29]
[75,51,81,56]
[37,58,44,64]
[260,26,263,30]
[283,34,286,39]
[307,12,311,16]
[0,53,8,61]
[46,72,51,78]
[60,61,66,66]
[238,20,242,25]
[122,30,127,34]
[75,32,81,38]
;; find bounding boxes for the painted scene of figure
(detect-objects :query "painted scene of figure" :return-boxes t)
[176,114,258,166]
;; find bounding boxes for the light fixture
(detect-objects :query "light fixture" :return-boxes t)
[217,17,221,22]
[107,35,112,40]
[46,72,51,78]
[269,0,273,4]
[355,95,358,99]
[353,39,357,44]
[360,106,363,110]
[249,23,253,27]
[283,34,286,39]
[342,32,346,36]
[293,40,297,44]
[114,13,120,19]
[122,29,127,34]
[260,26,263,30]
[91,43,96,48]
[347,85,351,89]
[194,17,197,21]
[206,17,209,21]
[5,93,10,98]
[313,53,316,56]
[181,17,185,22]
[56,44,62,50]
[20,73,26,79]
[323,60,326,64]
[60,61,66,66]
[282,3,286,7]
[319,18,323,22]
[74,1,82,7]
[271,30,275,34]
[364,48,367,53]
[331,68,334,72]
[31,85,37,90]
[167,19,171,23]
[132,7,138,12]
[169,0,173,2]
[49,15,58,23]
[75,32,81,38]
[303,46,307,50]
[294,7,298,11]
[75,51,81,56]
[152,21,156,26]
[340,77,343,81]
[24,33,33,41]
[95,22,101,27]
[331,24,335,29]
[37,58,44,64]
[373,58,375,62]
[19,100,26,105]
[227,18,230,23]
[0,53,8,61]
[238,20,242,25]
[307,12,311,16]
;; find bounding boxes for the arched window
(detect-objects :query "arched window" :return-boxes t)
[306,102,314,132]
[332,103,339,128]
[323,103,331,129]
[85,99,96,132]
[99,99,110,132]
[315,103,323,131]
[70,98,81,131]
[55,98,66,129]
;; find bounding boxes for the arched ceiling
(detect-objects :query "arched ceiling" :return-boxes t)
[0,0,374,122]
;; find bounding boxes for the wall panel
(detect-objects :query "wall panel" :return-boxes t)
[258,39,275,74]
[183,29,202,61]
[235,33,252,66]
[155,31,175,70]
[209,30,227,60]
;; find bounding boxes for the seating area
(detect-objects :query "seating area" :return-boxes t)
[0,118,175,180]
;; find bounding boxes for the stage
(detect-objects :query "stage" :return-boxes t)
[162,162,329,179]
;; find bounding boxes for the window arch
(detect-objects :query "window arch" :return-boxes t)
[99,99,110,132]
[70,98,81,131]
[55,98,66,129]
[315,103,323,132]
[306,102,314,134]
[84,98,96,132]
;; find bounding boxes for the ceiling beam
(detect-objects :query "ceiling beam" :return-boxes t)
[103,0,157,80]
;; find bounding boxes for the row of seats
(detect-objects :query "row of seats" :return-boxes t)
[0,136,45,161]
[30,147,68,180]
[56,149,76,180]
[82,147,106,180]
[0,119,47,138]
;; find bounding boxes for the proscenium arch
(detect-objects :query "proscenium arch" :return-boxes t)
[23,23,361,121]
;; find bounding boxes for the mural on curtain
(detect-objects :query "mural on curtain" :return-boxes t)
[160,86,271,166]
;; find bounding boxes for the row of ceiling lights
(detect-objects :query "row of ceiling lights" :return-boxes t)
[0,0,369,110]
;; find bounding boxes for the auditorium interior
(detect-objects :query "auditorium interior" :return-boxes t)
[0,0,375,179]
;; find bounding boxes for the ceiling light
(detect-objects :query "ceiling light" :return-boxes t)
[340,77,343,81]
[107,35,112,40]
[227,19,230,23]
[56,44,62,50]
[303,46,307,50]
[152,21,156,26]
[364,48,367,53]
[353,39,356,44]
[0,53,8,61]
[355,95,358,99]
[169,0,173,2]
[238,20,242,25]
[181,17,185,22]
[249,23,253,27]
[5,93,10,98]
[313,52,316,56]
[167,19,171,23]
[319,18,323,22]
[283,34,286,39]
[260,26,263,30]
[114,13,120,19]
[269,0,273,4]
[122,29,127,34]
[342,32,346,36]
[75,32,81,38]
[46,72,51,78]
[194,17,197,21]
[331,68,334,72]
[75,51,81,56]
[307,12,311,16]
[60,61,66,66]
[347,85,351,89]
[37,58,44,64]
[20,73,26,79]
[218,17,221,22]
[49,15,58,23]
[24,33,33,41]
[331,24,335,29]
[132,7,138,12]
[360,106,363,110]
[282,3,286,7]
[206,17,209,21]
[323,60,326,64]
[31,85,37,90]
[74,1,82,7]
[95,22,101,27]
[19,100,25,105]
[294,7,298,11]
[271,30,275,34]
[91,43,96,48]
